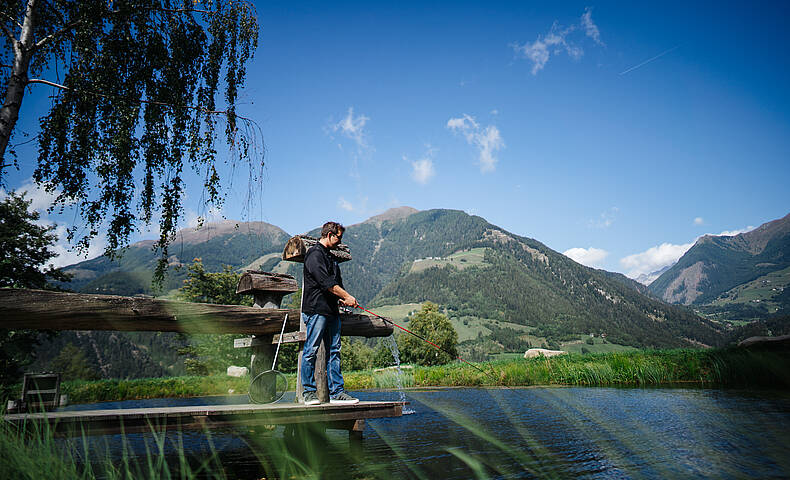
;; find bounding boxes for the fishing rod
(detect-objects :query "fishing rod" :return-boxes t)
[355,304,495,380]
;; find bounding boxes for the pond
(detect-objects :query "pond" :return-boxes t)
[61,386,790,479]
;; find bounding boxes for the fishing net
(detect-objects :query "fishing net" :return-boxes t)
[248,312,290,404]
[249,369,288,404]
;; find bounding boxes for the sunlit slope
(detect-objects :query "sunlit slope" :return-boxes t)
[337,208,724,349]
[649,212,790,319]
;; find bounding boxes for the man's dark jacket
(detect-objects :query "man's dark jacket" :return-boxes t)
[302,242,343,316]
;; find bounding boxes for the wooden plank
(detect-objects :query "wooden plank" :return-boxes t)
[234,331,306,348]
[0,289,301,334]
[0,289,392,337]
[3,401,403,437]
[236,271,298,295]
[282,235,352,263]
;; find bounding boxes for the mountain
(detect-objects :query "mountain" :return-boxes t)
[648,213,790,319]
[62,220,290,295]
[52,208,727,379]
[353,209,722,349]
[29,330,187,379]
[635,265,672,286]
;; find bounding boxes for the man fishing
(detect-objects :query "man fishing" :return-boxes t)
[301,221,360,405]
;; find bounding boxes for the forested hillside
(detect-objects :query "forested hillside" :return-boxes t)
[47,207,729,380]
[62,221,290,295]
[29,331,187,379]
[371,225,723,348]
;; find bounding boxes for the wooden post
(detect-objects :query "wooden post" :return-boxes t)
[296,285,306,403]
[315,338,329,403]
[349,419,365,442]
[236,272,299,400]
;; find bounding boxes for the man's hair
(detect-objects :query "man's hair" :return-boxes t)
[321,221,345,239]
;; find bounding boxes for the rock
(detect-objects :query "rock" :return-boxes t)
[227,366,249,377]
[524,348,567,359]
[737,334,790,349]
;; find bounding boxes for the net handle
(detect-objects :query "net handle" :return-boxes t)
[271,313,288,370]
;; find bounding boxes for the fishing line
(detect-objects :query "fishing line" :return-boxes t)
[355,304,497,381]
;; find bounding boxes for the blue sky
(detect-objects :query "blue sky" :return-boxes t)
[4,0,790,281]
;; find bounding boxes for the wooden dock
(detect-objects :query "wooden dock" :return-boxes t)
[4,401,404,438]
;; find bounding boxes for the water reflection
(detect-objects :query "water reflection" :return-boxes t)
[61,387,790,479]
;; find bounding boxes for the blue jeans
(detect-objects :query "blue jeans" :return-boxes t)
[300,313,344,396]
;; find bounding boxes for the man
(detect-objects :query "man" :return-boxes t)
[301,221,360,405]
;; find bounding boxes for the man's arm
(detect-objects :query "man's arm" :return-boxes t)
[329,285,357,308]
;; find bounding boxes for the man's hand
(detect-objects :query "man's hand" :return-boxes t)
[341,295,358,308]
[329,285,358,308]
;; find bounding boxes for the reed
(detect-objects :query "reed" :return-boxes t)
[0,409,231,479]
[4,348,785,406]
[408,348,790,388]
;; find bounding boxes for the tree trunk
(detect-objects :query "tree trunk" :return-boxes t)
[0,288,394,336]
[0,0,36,172]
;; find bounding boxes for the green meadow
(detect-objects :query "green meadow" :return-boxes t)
[5,347,786,406]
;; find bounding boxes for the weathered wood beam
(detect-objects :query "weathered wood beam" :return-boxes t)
[234,331,306,348]
[282,235,352,263]
[236,271,298,295]
[0,289,392,337]
[0,288,300,334]
[3,401,404,437]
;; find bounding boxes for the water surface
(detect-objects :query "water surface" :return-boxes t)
[62,387,790,479]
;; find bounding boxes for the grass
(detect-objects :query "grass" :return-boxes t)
[408,247,489,274]
[709,265,790,314]
[559,336,638,354]
[4,348,790,479]
[4,348,788,406]
[0,410,230,479]
[370,302,539,343]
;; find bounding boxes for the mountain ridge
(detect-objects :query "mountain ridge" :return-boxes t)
[59,207,726,355]
[649,212,790,318]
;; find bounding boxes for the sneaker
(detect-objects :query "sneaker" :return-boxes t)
[303,391,321,405]
[330,391,359,405]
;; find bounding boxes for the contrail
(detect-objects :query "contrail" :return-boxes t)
[619,45,680,75]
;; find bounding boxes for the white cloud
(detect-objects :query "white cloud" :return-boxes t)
[185,206,225,229]
[338,197,354,211]
[717,226,754,237]
[620,242,694,279]
[693,217,704,226]
[564,247,609,268]
[48,224,107,268]
[512,22,578,75]
[446,114,504,172]
[512,9,604,75]
[411,159,435,184]
[409,146,437,186]
[620,225,756,278]
[589,207,618,229]
[330,107,370,149]
[581,7,604,46]
[1,182,108,269]
[1,180,58,211]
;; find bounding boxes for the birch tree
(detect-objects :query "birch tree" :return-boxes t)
[0,0,259,280]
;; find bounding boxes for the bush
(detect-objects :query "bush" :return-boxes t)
[399,302,458,366]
